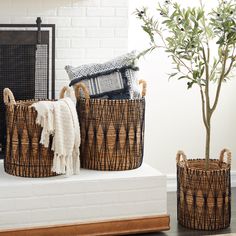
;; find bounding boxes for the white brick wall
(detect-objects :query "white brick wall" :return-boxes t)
[0,0,129,97]
[0,162,167,230]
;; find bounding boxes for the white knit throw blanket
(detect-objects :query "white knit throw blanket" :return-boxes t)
[31,97,80,176]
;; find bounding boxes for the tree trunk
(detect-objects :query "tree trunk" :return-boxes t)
[205,122,211,170]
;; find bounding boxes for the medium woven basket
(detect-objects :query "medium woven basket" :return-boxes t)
[75,80,146,171]
[3,87,69,178]
[176,149,231,230]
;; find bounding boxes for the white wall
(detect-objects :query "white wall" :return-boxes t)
[1,0,235,176]
[129,0,236,175]
[0,0,129,97]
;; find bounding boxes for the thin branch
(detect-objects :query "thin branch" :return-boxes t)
[224,46,236,77]
[224,57,235,77]
[153,31,194,74]
[199,84,209,129]
[173,55,193,73]
[209,58,221,80]
[140,14,194,75]
[207,46,210,64]
[201,46,211,119]
[201,43,210,79]
[211,45,229,114]
[199,0,210,63]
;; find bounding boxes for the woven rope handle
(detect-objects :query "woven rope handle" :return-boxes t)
[59,86,72,99]
[139,80,147,97]
[219,148,231,167]
[3,88,16,105]
[75,83,90,100]
[176,150,188,167]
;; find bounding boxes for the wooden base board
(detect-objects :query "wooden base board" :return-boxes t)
[0,215,170,236]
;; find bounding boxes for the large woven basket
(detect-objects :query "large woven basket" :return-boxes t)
[75,80,146,171]
[177,149,231,230]
[3,87,68,178]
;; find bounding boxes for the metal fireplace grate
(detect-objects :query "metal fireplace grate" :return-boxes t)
[0,17,55,158]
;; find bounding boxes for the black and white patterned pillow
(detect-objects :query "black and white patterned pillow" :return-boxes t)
[65,51,141,99]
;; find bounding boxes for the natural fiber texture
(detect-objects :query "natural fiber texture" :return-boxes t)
[176,149,231,230]
[3,88,66,178]
[75,81,146,171]
[31,93,80,176]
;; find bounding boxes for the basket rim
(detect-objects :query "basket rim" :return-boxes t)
[177,158,230,173]
[77,97,145,102]
[6,99,55,108]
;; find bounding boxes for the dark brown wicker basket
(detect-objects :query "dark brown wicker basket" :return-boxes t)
[176,149,231,230]
[75,80,146,171]
[3,87,68,178]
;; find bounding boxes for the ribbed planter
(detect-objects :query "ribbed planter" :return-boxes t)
[176,149,231,230]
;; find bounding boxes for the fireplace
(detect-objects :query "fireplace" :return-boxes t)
[0,17,55,158]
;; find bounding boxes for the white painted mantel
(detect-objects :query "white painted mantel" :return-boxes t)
[0,161,167,231]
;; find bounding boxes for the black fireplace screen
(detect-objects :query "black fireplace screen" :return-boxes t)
[0,18,55,158]
[0,45,36,99]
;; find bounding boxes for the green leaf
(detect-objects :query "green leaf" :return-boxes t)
[218,47,223,57]
[177,76,189,80]
[187,81,194,89]
[193,70,199,79]
[163,19,172,25]
[197,10,204,20]
[185,9,190,20]
[168,72,178,79]
[200,67,205,77]
[136,47,156,60]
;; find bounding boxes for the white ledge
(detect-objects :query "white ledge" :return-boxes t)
[0,161,167,231]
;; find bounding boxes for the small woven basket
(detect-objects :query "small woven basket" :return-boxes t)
[176,149,231,230]
[75,80,146,171]
[3,87,69,178]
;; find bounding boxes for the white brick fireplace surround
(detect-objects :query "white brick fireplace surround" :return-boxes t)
[0,1,170,234]
[0,0,129,97]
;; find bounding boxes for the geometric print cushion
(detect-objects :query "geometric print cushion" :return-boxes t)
[65,51,141,99]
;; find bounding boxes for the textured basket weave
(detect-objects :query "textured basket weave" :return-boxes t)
[3,87,68,178]
[176,149,231,230]
[75,80,146,171]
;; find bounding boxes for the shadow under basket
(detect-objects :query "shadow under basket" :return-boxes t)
[75,80,146,171]
[3,88,68,178]
[176,149,231,230]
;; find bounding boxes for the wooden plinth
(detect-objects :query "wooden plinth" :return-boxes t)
[0,215,170,236]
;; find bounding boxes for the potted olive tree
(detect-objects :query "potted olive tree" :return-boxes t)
[136,0,234,230]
